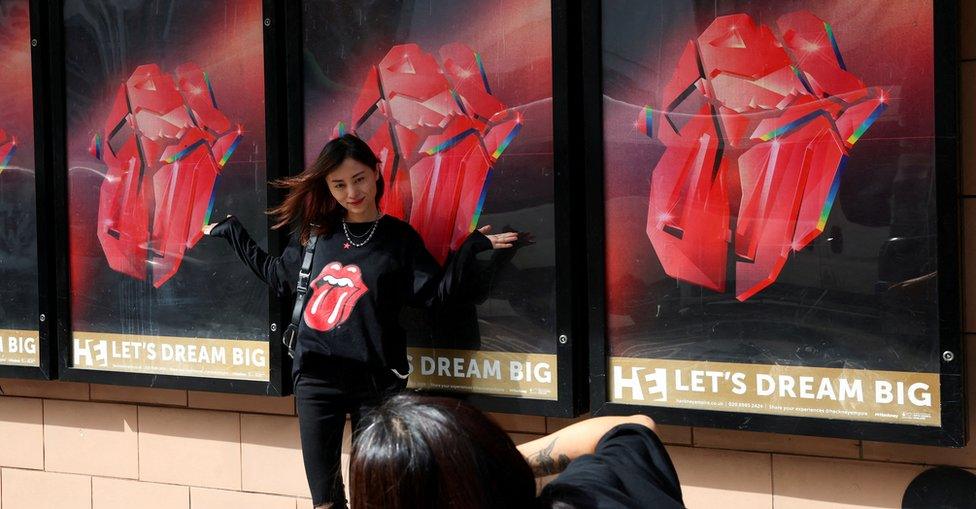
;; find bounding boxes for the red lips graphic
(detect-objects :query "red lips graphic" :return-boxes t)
[303,262,368,332]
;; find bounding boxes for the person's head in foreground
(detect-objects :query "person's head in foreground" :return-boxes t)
[349,393,536,508]
[349,393,684,509]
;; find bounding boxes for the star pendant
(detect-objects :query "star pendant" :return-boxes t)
[343,242,351,250]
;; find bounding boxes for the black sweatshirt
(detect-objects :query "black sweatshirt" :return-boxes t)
[209,215,492,375]
[540,424,684,508]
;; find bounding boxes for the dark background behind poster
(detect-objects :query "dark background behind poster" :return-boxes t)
[0,0,38,333]
[302,0,557,355]
[602,0,939,373]
[64,0,268,341]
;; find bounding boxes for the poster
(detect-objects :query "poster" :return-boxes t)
[302,0,558,400]
[599,0,954,431]
[63,0,271,383]
[0,0,40,368]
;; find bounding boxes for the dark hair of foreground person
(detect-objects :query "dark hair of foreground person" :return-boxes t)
[349,394,537,508]
[349,393,685,509]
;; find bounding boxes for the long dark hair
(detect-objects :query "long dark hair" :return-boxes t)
[268,134,384,244]
[350,393,537,509]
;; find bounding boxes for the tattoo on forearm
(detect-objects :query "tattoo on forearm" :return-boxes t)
[527,438,572,476]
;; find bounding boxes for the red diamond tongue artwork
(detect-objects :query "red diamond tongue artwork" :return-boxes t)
[91,63,243,288]
[303,262,368,332]
[335,43,522,264]
[641,11,888,301]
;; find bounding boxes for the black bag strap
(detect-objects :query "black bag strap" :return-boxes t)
[292,232,319,324]
[283,232,318,357]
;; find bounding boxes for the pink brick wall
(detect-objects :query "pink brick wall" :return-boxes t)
[0,6,971,508]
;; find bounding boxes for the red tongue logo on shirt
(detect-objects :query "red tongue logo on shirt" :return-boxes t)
[303,262,368,332]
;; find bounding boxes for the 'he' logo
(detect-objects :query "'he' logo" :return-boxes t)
[613,366,668,402]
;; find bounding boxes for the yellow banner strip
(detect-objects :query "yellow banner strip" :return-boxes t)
[72,331,269,382]
[407,347,558,401]
[610,357,941,426]
[0,329,40,367]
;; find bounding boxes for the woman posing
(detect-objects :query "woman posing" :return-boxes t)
[204,134,516,508]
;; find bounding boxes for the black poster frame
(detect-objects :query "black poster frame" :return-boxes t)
[582,0,965,445]
[47,0,292,395]
[284,0,586,416]
[0,1,58,381]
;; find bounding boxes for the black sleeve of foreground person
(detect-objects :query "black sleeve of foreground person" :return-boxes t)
[407,228,493,307]
[209,216,301,299]
[539,424,684,509]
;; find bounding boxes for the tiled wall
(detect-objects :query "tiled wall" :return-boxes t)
[0,7,971,509]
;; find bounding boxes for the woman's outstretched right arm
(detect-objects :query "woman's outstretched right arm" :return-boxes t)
[205,216,301,298]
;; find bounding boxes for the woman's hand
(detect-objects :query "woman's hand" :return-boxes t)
[202,214,232,236]
[477,225,519,249]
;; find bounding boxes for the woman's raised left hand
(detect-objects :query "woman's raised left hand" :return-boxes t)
[478,225,519,249]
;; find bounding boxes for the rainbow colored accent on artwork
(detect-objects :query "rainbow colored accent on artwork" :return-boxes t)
[824,22,847,71]
[791,65,814,95]
[469,171,493,232]
[491,122,522,160]
[0,145,16,175]
[218,133,243,167]
[204,71,218,108]
[817,156,848,231]
[450,89,468,115]
[846,102,887,145]
[474,52,491,94]
[93,133,103,159]
[163,138,207,164]
[758,110,822,141]
[203,176,220,226]
[336,122,348,136]
[423,128,477,156]
[642,105,653,137]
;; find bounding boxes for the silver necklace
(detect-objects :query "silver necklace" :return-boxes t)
[342,214,383,248]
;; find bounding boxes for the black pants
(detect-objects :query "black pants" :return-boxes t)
[294,358,406,507]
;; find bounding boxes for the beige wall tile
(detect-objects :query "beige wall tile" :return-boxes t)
[488,412,547,434]
[963,0,975,61]
[92,477,189,509]
[772,455,924,508]
[963,62,975,195]
[90,384,187,407]
[241,414,309,498]
[0,397,43,469]
[138,407,242,490]
[1,468,91,509]
[297,498,313,509]
[44,400,138,478]
[668,446,772,509]
[863,335,974,466]
[546,415,586,433]
[656,425,692,445]
[694,428,860,459]
[544,415,689,445]
[187,391,294,415]
[189,487,296,509]
[0,379,89,400]
[508,432,544,446]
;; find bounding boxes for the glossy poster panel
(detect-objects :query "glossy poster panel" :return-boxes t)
[0,0,40,368]
[63,0,270,382]
[303,0,558,400]
[601,1,953,432]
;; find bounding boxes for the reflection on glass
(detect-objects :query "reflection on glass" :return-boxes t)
[303,0,557,399]
[63,0,269,381]
[0,0,40,367]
